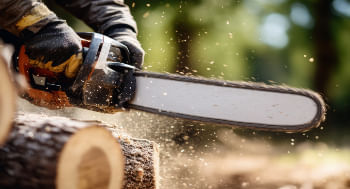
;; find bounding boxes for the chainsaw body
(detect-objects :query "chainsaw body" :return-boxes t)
[18,32,136,112]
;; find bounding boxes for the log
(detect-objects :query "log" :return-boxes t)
[0,113,125,189]
[0,113,159,189]
[0,43,16,146]
[112,132,159,189]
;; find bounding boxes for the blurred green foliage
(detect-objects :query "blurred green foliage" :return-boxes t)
[46,0,350,145]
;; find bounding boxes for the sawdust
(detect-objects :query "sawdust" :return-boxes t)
[17,99,350,189]
[158,128,350,189]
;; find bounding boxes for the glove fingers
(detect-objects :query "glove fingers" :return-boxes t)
[120,39,144,68]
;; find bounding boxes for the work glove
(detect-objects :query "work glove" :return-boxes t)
[104,27,144,68]
[17,4,83,79]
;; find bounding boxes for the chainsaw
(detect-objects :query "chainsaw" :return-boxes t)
[17,32,326,132]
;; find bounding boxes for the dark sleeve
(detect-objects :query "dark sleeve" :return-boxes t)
[54,0,138,34]
[0,0,38,35]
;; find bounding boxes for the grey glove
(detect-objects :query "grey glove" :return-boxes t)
[104,27,144,68]
[7,3,83,79]
[21,17,83,79]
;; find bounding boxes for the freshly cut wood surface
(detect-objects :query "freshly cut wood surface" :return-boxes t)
[0,44,16,146]
[0,113,159,189]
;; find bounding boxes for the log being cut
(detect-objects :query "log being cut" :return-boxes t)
[0,43,16,146]
[0,113,159,189]
[112,131,159,189]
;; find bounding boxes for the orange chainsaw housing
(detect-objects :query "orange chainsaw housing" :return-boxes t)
[18,40,91,109]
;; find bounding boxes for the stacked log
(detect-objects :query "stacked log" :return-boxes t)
[0,113,159,189]
[0,43,16,145]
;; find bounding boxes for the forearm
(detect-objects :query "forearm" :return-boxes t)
[0,0,54,36]
[55,0,137,34]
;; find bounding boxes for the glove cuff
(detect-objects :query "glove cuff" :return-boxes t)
[15,3,56,37]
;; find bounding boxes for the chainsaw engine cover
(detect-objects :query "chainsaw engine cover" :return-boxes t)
[72,32,136,112]
[82,65,121,112]
[82,60,136,112]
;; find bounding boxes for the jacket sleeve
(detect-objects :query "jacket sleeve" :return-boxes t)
[0,0,38,35]
[54,0,138,34]
[0,0,56,37]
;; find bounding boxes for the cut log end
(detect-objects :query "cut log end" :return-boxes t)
[0,114,125,189]
[57,126,124,189]
[0,53,16,146]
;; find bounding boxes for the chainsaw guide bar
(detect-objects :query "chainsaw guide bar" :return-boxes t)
[129,71,326,132]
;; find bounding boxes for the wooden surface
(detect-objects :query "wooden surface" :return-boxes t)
[0,44,16,146]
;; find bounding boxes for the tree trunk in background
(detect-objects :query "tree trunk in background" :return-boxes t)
[173,16,196,75]
[0,113,159,189]
[313,0,338,95]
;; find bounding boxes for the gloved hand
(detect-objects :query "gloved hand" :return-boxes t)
[17,4,83,79]
[104,27,144,68]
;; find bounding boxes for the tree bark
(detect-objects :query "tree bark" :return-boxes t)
[0,113,159,189]
[0,43,16,146]
[113,133,159,189]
